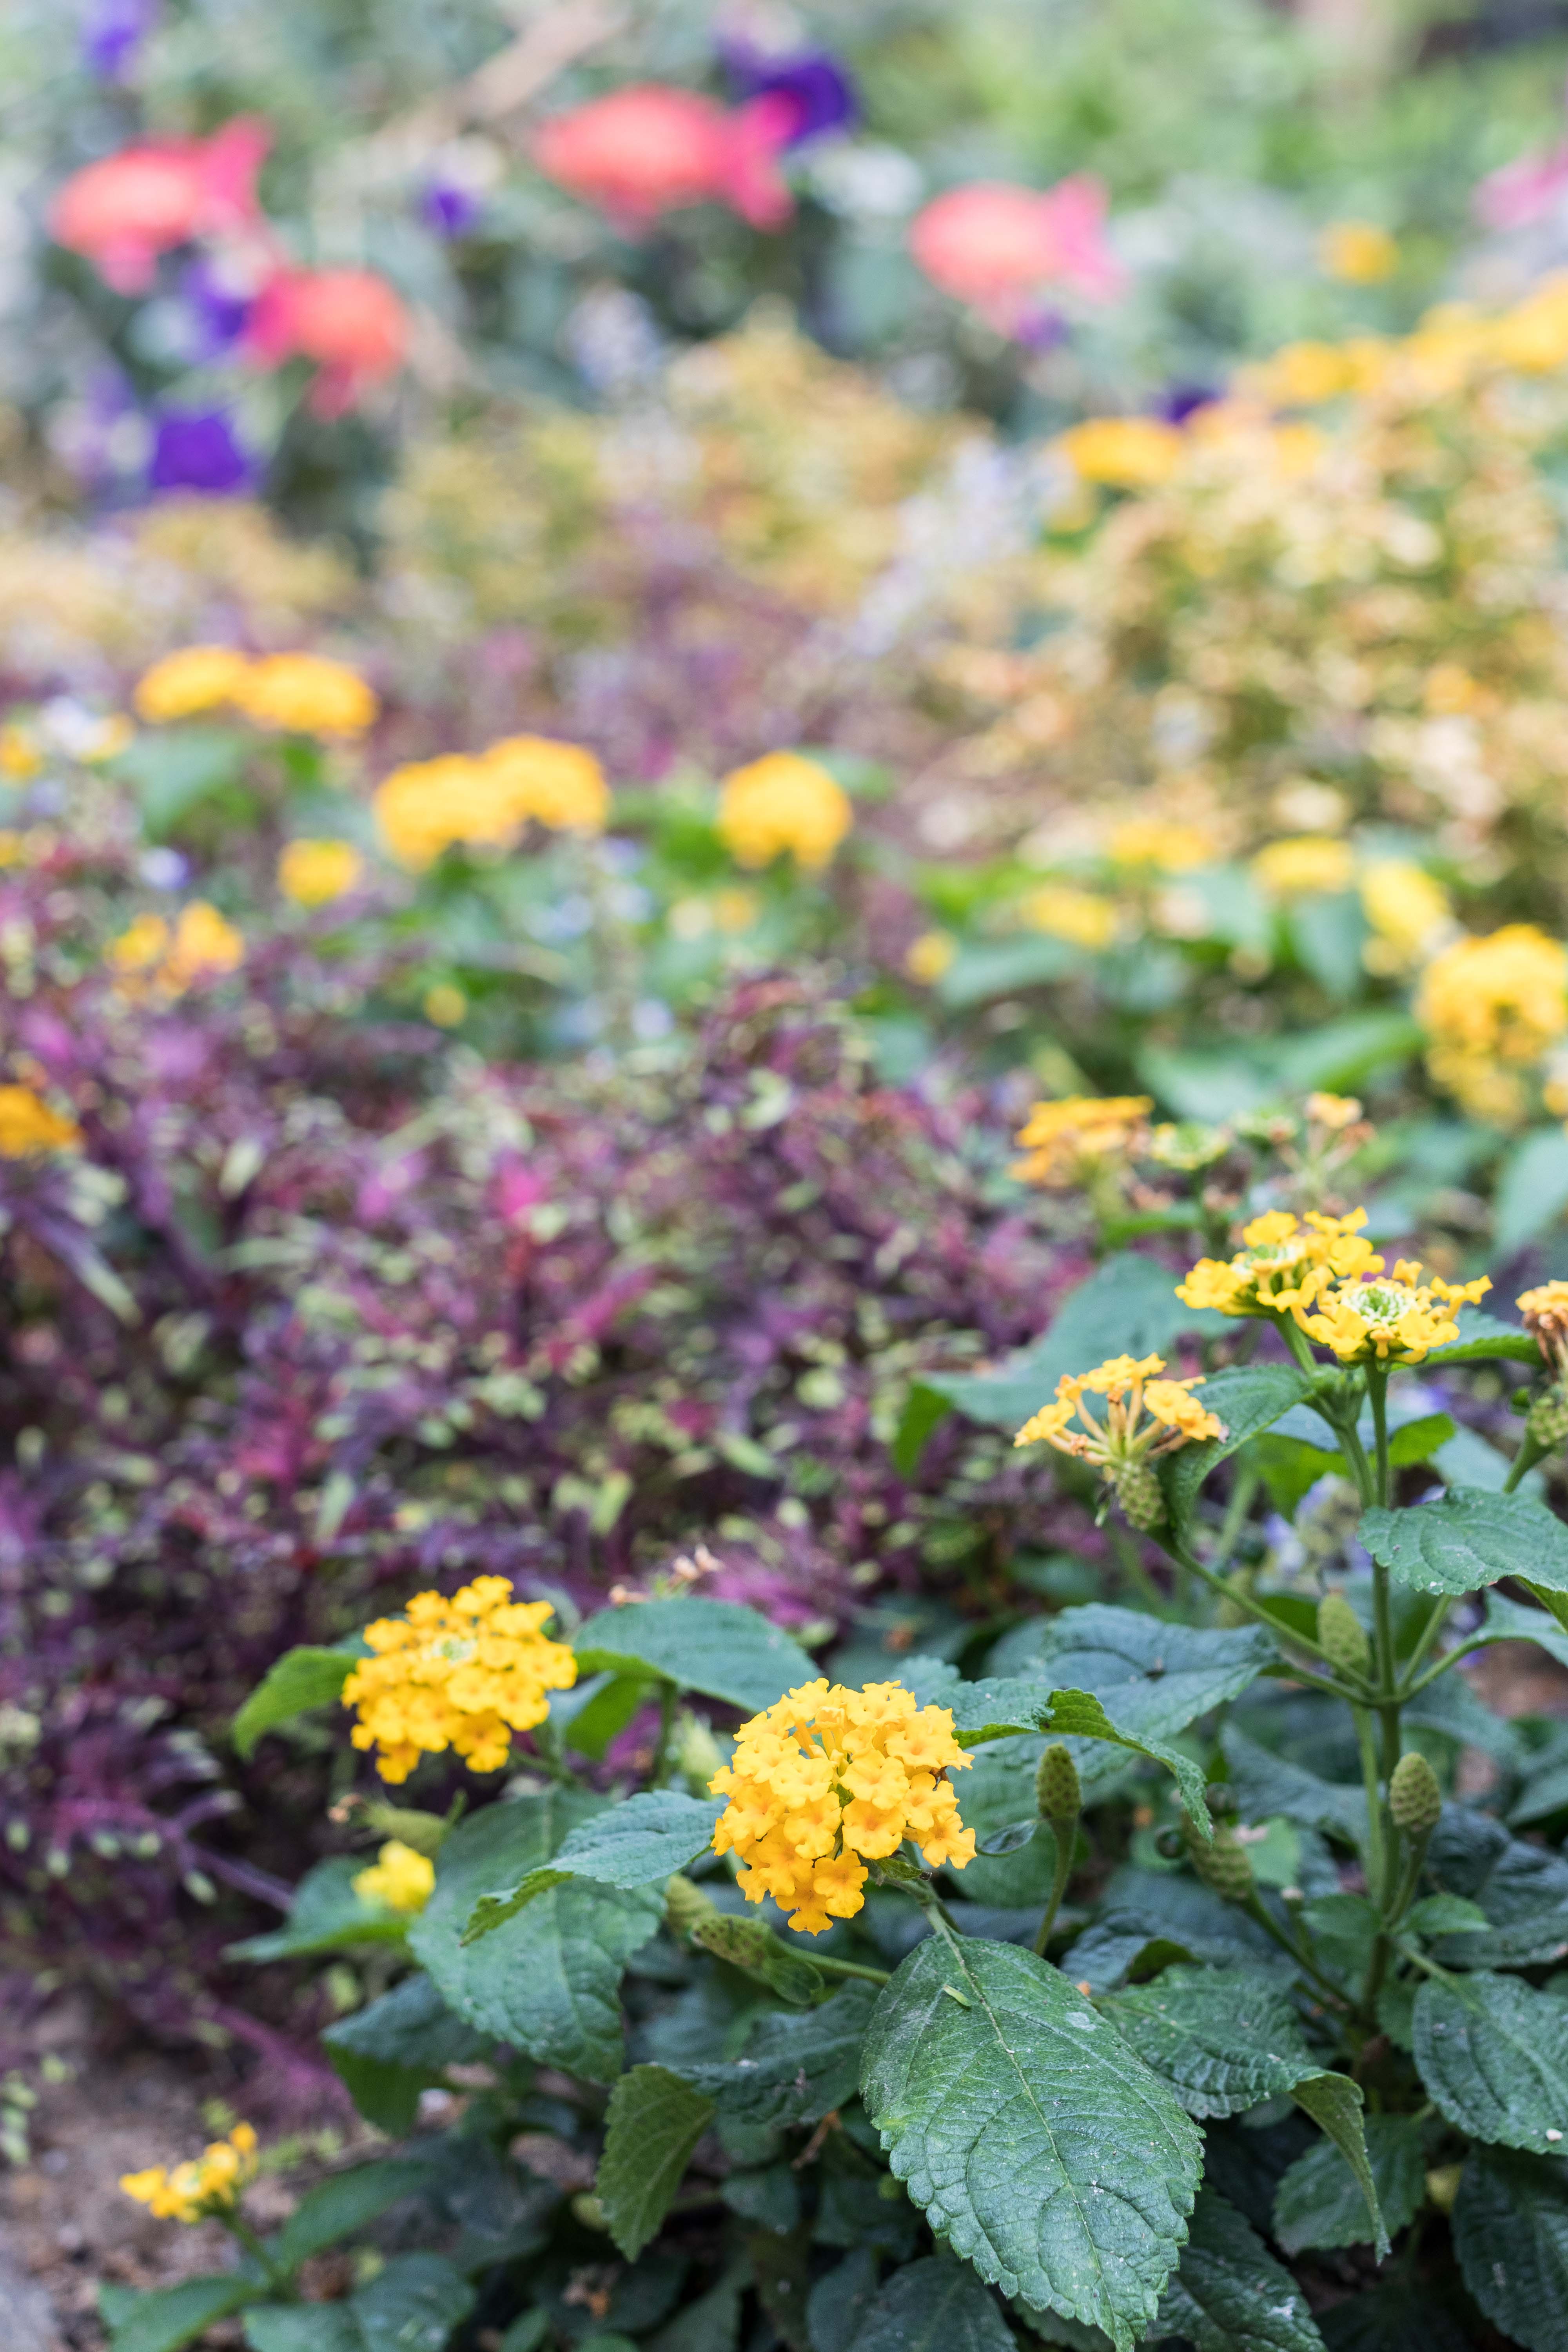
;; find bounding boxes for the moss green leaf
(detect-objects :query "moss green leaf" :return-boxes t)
[596,2065,716,2262]
[1272,2111,1421,2259]
[100,2276,261,2352]
[853,2254,1017,2349]
[461,1791,725,1941]
[231,1644,362,1760]
[1102,1964,1324,2117]
[1452,2143,1568,2352]
[321,1974,490,2135]
[1414,1969,1568,2151]
[1359,1488,1568,1598]
[1285,2075,1390,2259]
[1155,2186,1326,2351]
[571,1598,813,1713]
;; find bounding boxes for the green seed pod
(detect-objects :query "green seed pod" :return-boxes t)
[664,1872,720,1942]
[1184,1817,1254,1904]
[689,1913,778,1972]
[1114,1459,1165,1531]
[1318,1590,1372,1680]
[1389,1751,1443,1836]
[1529,1387,1568,1450]
[1036,1742,1082,1826]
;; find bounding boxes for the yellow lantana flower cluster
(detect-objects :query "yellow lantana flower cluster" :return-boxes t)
[1014,1353,1224,1529]
[374,736,609,869]
[1176,1207,1380,1319]
[133,647,377,735]
[1019,883,1118,950]
[710,1679,975,1935]
[1057,416,1183,488]
[342,1577,577,1784]
[0,1084,80,1158]
[278,838,364,908]
[120,2123,258,2223]
[715,751,853,872]
[1011,1094,1153,1189]
[353,1838,436,1916]
[1251,835,1356,900]
[1416,924,1568,1125]
[107,903,244,996]
[1359,860,1452,975]
[1298,1261,1490,1365]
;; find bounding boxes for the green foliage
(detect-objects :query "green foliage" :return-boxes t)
[225,1857,413,1961]
[571,1599,816,1713]
[231,1644,363,1759]
[1412,1971,1568,2152]
[100,2276,262,2352]
[1359,1488,1568,1597]
[1155,2187,1326,2352]
[854,2255,1017,2349]
[595,2067,716,2261]
[1287,2076,1390,2261]
[1272,2114,1422,2256]
[1451,2144,1568,2352]
[320,1974,490,2135]
[242,2255,474,2350]
[1101,1964,1326,2117]
[461,1792,726,1939]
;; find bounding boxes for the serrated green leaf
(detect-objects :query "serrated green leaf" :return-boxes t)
[853,2255,1016,2350]
[1387,1412,1457,1466]
[244,2254,474,2352]
[1287,2075,1390,2259]
[1404,1894,1488,1938]
[992,1606,1276,1745]
[860,1932,1202,2352]
[681,1982,877,2128]
[1159,1366,1316,1533]
[1414,1969,1568,2151]
[462,1792,725,1940]
[571,1598,813,1713]
[1155,2186,1326,2351]
[409,1795,661,2082]
[1359,1487,1568,1597]
[596,2065,716,2262]
[1424,1806,1568,1967]
[100,2275,261,2352]
[1102,1964,1323,2117]
[1044,1690,1215,1836]
[1220,1728,1369,1847]
[226,1857,411,1962]
[231,1644,362,1760]
[269,2158,438,2273]
[1452,2143,1568,2352]
[321,1973,490,2135]
[1272,2111,1419,2259]
[1473,1590,1568,1670]
[1421,1306,1541,1367]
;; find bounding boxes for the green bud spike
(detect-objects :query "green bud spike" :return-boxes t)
[1318,1590,1372,1680]
[663,1872,720,1941]
[1529,1388,1568,1450]
[1389,1751,1443,1836]
[688,1912,777,1971]
[1036,1743,1082,1826]
[1113,1459,1165,1531]
[1184,1816,1254,1904]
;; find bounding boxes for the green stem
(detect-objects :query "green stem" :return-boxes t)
[1367,1368,1391,1509]
[1034,1820,1077,1958]
[808,1951,892,1986]
[1353,1706,1387,1907]
[1276,1314,1319,1373]
[1165,1537,1340,1673]
[225,2215,293,2299]
[1397,1597,1454,1695]
[1210,1468,1260,1575]
[650,1682,679,1789]
[1401,1642,1465,1702]
[1242,1892,1349,2008]
[1504,1428,1548,1494]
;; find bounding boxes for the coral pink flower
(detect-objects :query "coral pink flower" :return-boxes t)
[909,176,1127,332]
[244,267,408,417]
[49,118,270,294]
[532,83,793,230]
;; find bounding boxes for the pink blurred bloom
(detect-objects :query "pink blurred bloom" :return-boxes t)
[909,175,1128,332]
[1475,145,1568,233]
[244,267,409,417]
[532,83,793,231]
[49,118,270,294]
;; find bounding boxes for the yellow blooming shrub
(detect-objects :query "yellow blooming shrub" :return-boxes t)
[1011,1095,1152,1189]
[0,1084,80,1157]
[1057,417,1183,488]
[716,752,853,872]
[352,1838,436,1916]
[1416,924,1568,1123]
[374,737,608,868]
[341,1577,577,1784]
[1176,1208,1380,1319]
[1359,859,1451,973]
[234,653,378,737]
[479,736,609,833]
[709,1678,975,1935]
[278,838,364,907]
[1298,1260,1491,1365]
[120,2123,258,2223]
[133,645,252,722]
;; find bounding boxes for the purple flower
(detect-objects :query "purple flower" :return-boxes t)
[82,0,157,79]
[719,38,859,145]
[147,408,256,496]
[421,177,483,239]
[1158,382,1220,425]
[180,255,254,356]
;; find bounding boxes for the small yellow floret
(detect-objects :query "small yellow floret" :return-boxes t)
[1011,1095,1152,1189]
[278,838,364,908]
[906,929,956,985]
[342,1577,577,1784]
[717,751,852,872]
[1057,417,1182,488]
[1319,221,1399,285]
[133,646,252,723]
[480,735,610,834]
[1107,819,1214,873]
[0,1085,80,1158]
[1299,1265,1491,1365]
[120,2124,258,2224]
[1019,884,1118,950]
[353,1838,436,1916]
[235,654,378,737]
[1417,925,1568,1125]
[1176,1207,1380,1320]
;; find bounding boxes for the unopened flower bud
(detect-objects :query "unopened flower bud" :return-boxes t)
[1184,1817,1254,1904]
[1114,1459,1165,1531]
[1036,1743,1082,1826]
[1389,1751,1443,1836]
[1318,1590,1371,1680]
[664,1872,720,1942]
[1528,1388,1568,1451]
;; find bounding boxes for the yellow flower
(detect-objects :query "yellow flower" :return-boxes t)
[374,755,490,869]
[235,654,378,737]
[1057,417,1183,488]
[423,982,468,1028]
[278,838,364,908]
[906,929,956,985]
[1299,1261,1491,1365]
[342,1577,577,1785]
[717,751,852,872]
[107,912,171,976]
[1251,836,1355,899]
[1359,860,1450,974]
[1519,1281,1568,1367]
[120,2124,258,2224]
[0,1085,80,1158]
[1018,884,1118,950]
[164,903,243,989]
[1011,1095,1152,1189]
[0,724,42,780]
[133,646,252,724]
[0,832,21,867]
[480,736,610,834]
[1014,1353,1225,1530]
[1305,1093,1363,1132]
[1107,818,1214,873]
[1176,1207,1380,1319]
[353,1838,436,1916]
[710,1678,975,1935]
[1417,925,1568,1124]
[1252,341,1354,406]
[712,886,760,933]
[1319,221,1399,285]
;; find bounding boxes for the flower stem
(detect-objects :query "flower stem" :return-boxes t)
[1504,1429,1548,1494]
[225,2214,293,2298]
[1367,1368,1391,1510]
[1034,1822,1076,1958]
[809,1951,891,1986]
[650,1681,679,1788]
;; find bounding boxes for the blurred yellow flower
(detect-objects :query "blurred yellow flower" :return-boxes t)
[0,831,23,867]
[1417,924,1568,1122]
[1019,884,1118,950]
[133,646,251,723]
[712,886,760,933]
[343,1576,576,1784]
[1108,818,1214,873]
[1319,221,1399,285]
[1057,416,1182,488]
[278,838,364,908]
[906,929,957,985]
[424,982,468,1028]
[1251,836,1356,898]
[0,1085,80,1158]
[717,751,852,871]
[120,2124,258,2224]
[108,904,242,996]
[1359,860,1451,973]
[0,725,41,779]
[481,735,609,834]
[353,1838,436,1916]
[1012,1094,1151,1188]
[376,755,488,868]
[1254,341,1354,406]
[235,653,377,737]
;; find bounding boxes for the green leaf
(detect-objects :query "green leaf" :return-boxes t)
[853,2255,1017,2350]
[1472,1590,1568,1673]
[1101,1964,1324,2118]
[682,1983,878,2128]
[1272,2110,1419,2258]
[1387,1412,1457,1466]
[1218,1728,1368,1847]
[571,1599,814,1713]
[993,1605,1276,1745]
[244,2255,474,2352]
[1424,1806,1568,1967]
[461,1791,725,1939]
[270,2158,438,2272]
[1413,1969,1568,2152]
[1154,2186,1326,2352]
[321,1974,490,2136]
[232,1644,361,1759]
[806,2249,879,2352]
[645,2261,748,2352]
[1159,1366,1317,1533]
[1359,1487,1568,1597]
[1495,1128,1568,1256]
[100,2275,261,2352]
[1422,1306,1540,1367]
[596,2065,716,2262]
[552,1671,652,1762]
[116,724,254,836]
[1031,1690,1215,1838]
[409,1795,661,2082]
[892,1379,956,1475]
[937,933,1083,1008]
[1404,1894,1488,1938]
[225,1857,411,1962]
[1312,2280,1472,2351]
[1452,2143,1568,2352]
[860,1932,1202,2352]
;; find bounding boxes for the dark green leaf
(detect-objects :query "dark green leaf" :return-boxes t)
[992,1606,1276,1745]
[1155,2186,1326,2351]
[1359,1486,1568,1598]
[860,1933,1202,2352]
[1387,1413,1457,1466]
[1452,2143,1568,2352]
[270,2158,438,2273]
[1065,1868,1286,1993]
[892,1381,955,1476]
[1424,1806,1568,1967]
[100,2275,260,2352]
[1404,1894,1488,1938]
[1160,1366,1316,1532]
[117,724,253,835]
[409,1795,661,2082]
[552,1671,652,1762]
[226,1857,410,1962]
[1102,1964,1323,2118]
[1471,1590,1568,1672]
[806,2248,879,2352]
[462,1792,725,1939]
[1030,1690,1214,1837]
[572,1599,814,1713]
[1272,2110,1419,2258]
[1315,2280,1472,2351]
[596,2065,715,2262]
[1423,1305,1539,1367]
[1287,2075,1389,2258]
[682,1982,877,2129]
[1414,1969,1568,2151]
[646,2261,747,2352]
[1219,1728,1368,1848]
[1495,1128,1568,1256]
[245,2254,474,2352]
[232,1645,361,1759]
[853,2255,1016,2350]
[321,1974,488,2135]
